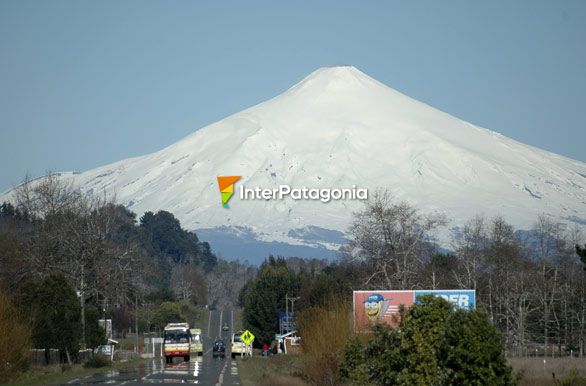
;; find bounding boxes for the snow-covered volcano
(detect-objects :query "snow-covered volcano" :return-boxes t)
[3,66,586,259]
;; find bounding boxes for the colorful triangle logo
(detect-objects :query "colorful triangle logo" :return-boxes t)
[217,176,241,208]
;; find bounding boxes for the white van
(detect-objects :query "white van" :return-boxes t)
[230,331,248,359]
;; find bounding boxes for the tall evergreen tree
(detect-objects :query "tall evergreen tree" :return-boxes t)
[17,274,82,363]
[241,256,300,345]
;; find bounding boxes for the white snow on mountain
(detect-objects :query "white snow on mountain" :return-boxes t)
[3,66,586,259]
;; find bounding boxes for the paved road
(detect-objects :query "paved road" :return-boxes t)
[55,309,242,386]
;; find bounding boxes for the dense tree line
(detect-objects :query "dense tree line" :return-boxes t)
[2,172,584,378]
[241,191,586,358]
[0,173,218,364]
[340,192,586,357]
[241,257,516,384]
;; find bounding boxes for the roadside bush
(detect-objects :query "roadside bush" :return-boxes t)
[16,274,81,363]
[153,301,187,330]
[83,355,112,368]
[340,296,515,386]
[297,301,352,386]
[85,307,107,349]
[0,289,31,383]
[180,302,206,327]
[441,306,513,385]
[340,325,403,385]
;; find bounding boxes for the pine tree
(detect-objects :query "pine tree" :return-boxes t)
[241,256,300,346]
[17,274,82,364]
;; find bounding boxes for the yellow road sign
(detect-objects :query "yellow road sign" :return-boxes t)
[240,330,255,345]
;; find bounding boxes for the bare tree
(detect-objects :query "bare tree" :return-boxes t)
[531,215,564,353]
[452,215,489,291]
[346,190,446,289]
[207,259,257,309]
[171,264,207,305]
[12,173,146,347]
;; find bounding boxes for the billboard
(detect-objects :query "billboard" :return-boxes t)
[353,289,475,331]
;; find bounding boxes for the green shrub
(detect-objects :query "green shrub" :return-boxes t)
[340,296,515,386]
[153,301,186,330]
[16,274,82,361]
[83,355,112,368]
[0,290,31,382]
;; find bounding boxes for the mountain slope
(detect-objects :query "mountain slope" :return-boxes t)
[3,66,586,258]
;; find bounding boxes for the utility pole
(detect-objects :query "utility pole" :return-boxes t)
[135,290,139,353]
[290,296,298,316]
[80,263,86,350]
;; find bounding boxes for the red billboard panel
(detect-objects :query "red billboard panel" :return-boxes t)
[353,290,475,331]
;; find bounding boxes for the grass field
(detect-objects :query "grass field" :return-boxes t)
[237,353,586,386]
[510,357,586,385]
[238,354,308,386]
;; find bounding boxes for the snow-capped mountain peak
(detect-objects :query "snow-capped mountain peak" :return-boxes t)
[2,67,585,261]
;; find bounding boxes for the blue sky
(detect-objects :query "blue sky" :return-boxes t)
[1,1,585,192]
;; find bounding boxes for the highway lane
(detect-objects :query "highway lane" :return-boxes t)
[54,309,241,386]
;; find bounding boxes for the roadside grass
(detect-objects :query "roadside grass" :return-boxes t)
[297,303,353,385]
[510,357,586,386]
[232,308,242,331]
[238,354,586,386]
[4,357,145,386]
[117,336,142,351]
[238,354,308,386]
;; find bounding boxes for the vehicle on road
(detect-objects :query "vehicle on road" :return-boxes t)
[190,328,203,356]
[212,339,226,357]
[231,330,250,358]
[164,323,191,363]
[222,323,229,331]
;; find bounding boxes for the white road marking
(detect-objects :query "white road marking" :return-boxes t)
[215,360,228,385]
[218,310,223,337]
[207,310,213,338]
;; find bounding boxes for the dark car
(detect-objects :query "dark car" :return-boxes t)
[222,323,229,331]
[213,339,226,357]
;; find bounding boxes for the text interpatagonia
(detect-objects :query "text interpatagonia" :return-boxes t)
[239,184,368,203]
